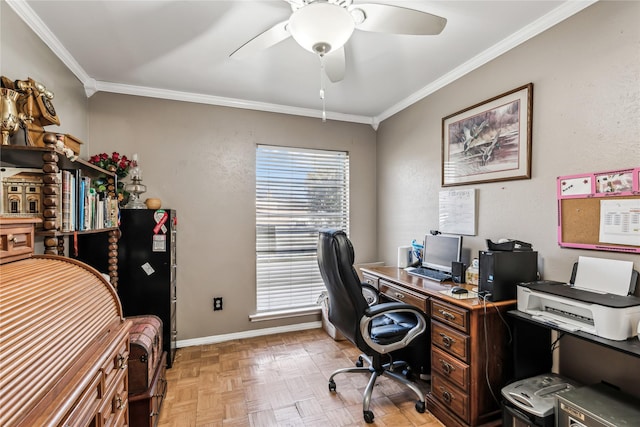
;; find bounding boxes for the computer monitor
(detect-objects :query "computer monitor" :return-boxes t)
[422,234,463,274]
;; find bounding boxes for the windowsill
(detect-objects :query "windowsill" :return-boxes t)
[249,306,321,322]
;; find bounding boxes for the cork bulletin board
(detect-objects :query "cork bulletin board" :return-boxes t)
[557,167,640,253]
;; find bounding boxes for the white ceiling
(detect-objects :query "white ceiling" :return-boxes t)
[10,0,596,127]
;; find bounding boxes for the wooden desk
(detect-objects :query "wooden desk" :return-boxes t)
[360,266,515,427]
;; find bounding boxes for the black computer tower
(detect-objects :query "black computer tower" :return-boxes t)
[479,250,537,302]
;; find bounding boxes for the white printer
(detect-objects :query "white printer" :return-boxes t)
[517,257,640,341]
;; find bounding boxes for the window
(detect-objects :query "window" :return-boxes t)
[9,198,19,213]
[256,145,349,313]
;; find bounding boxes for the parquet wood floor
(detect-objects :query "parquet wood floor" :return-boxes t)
[157,328,445,427]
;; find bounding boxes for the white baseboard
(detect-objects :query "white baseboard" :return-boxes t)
[176,321,322,348]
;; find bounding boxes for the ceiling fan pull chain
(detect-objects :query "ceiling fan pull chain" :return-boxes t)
[319,55,327,122]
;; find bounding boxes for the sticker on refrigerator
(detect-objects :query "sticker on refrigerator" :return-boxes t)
[141,262,155,276]
[152,234,167,252]
[153,210,168,234]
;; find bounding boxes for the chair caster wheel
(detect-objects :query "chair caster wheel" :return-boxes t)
[328,379,336,392]
[363,410,374,423]
[402,367,412,379]
[356,356,364,368]
[415,400,426,413]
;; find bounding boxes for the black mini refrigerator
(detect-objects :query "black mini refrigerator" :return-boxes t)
[117,209,177,367]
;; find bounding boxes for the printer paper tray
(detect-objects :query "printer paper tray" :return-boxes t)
[527,309,595,334]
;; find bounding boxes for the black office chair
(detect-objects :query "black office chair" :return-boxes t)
[317,229,429,424]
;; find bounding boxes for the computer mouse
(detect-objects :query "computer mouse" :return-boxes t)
[451,286,468,295]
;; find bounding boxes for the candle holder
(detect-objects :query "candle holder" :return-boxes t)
[124,154,147,209]
[124,177,147,209]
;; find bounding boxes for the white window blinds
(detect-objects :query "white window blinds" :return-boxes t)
[256,145,350,312]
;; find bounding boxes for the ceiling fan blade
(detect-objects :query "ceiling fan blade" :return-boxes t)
[230,20,290,59]
[323,47,346,83]
[354,3,447,35]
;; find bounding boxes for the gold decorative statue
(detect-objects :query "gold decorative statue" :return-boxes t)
[0,87,20,145]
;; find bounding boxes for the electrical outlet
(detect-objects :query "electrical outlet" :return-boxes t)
[213,297,223,311]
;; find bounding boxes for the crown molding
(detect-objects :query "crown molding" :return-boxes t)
[374,0,599,124]
[93,80,374,125]
[8,0,596,129]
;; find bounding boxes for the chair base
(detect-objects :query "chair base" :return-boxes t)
[328,354,426,424]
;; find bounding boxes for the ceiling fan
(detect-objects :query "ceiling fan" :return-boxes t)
[230,0,447,83]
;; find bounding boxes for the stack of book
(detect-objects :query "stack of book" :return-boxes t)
[61,170,118,232]
[0,167,118,232]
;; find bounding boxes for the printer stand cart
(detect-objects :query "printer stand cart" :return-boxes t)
[508,310,640,373]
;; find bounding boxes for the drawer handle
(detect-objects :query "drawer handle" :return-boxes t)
[365,279,373,285]
[440,388,454,403]
[438,309,456,321]
[439,333,456,348]
[115,395,124,410]
[440,359,455,375]
[395,292,405,299]
[117,354,127,369]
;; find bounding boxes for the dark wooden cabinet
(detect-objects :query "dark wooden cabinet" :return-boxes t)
[129,352,167,427]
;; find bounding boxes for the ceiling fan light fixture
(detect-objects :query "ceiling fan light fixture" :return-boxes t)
[350,8,366,25]
[288,2,355,56]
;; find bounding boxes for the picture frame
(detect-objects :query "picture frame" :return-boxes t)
[442,83,533,187]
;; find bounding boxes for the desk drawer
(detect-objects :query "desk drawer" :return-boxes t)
[432,374,470,424]
[102,336,129,392]
[0,219,38,264]
[432,346,469,391]
[361,273,379,289]
[432,321,470,362]
[431,299,470,333]
[99,370,128,427]
[379,279,428,312]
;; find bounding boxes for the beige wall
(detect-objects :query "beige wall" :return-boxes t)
[376,1,640,396]
[86,93,377,340]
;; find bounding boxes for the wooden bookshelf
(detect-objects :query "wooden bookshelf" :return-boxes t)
[0,135,121,287]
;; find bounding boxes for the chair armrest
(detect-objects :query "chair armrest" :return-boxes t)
[361,283,379,306]
[365,301,417,317]
[360,302,427,354]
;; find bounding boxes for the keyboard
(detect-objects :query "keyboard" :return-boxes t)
[406,267,451,282]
